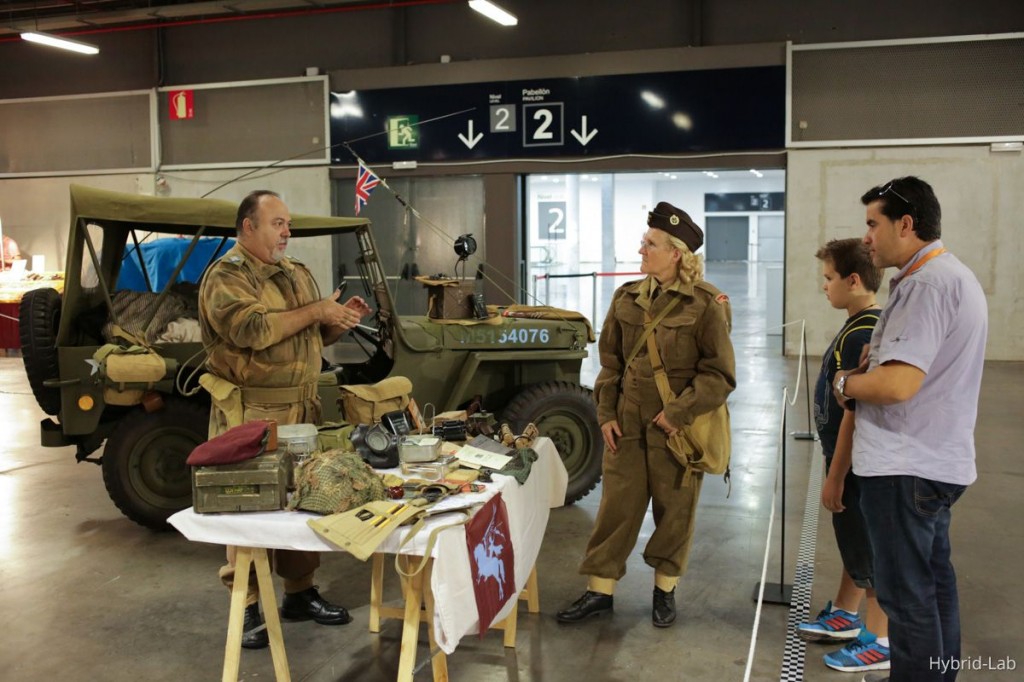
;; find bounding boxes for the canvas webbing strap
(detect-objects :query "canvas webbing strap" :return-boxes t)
[241,381,318,404]
[623,295,681,370]
[393,510,472,578]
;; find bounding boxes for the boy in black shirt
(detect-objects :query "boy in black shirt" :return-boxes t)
[798,238,890,674]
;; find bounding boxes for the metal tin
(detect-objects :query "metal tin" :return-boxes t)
[400,454,458,480]
[279,423,318,465]
[398,434,441,463]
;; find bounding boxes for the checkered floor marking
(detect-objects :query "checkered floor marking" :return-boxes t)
[779,452,823,682]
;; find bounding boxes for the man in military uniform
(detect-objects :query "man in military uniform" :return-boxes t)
[199,190,372,649]
[557,202,736,628]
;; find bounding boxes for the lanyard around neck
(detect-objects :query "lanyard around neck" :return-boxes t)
[897,247,947,284]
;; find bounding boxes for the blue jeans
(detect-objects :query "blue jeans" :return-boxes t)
[860,475,966,682]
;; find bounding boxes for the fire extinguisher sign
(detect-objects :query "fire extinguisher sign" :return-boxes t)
[168,90,194,120]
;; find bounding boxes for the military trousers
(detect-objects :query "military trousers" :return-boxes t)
[579,386,704,580]
[213,397,323,606]
[219,547,319,607]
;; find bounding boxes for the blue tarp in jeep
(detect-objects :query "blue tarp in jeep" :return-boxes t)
[116,237,235,292]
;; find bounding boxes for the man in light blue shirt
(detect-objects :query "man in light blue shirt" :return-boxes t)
[833,176,987,682]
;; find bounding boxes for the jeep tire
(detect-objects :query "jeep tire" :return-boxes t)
[501,381,602,505]
[101,398,208,530]
[19,287,62,416]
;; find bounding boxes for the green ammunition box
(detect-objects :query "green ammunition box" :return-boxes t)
[192,450,290,514]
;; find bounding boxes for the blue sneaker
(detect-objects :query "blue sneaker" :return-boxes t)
[824,630,891,672]
[797,600,863,642]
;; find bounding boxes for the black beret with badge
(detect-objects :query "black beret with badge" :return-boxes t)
[647,201,704,253]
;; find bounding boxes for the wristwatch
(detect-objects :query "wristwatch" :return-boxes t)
[836,374,849,399]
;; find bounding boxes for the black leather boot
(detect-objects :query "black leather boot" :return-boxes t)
[652,586,676,628]
[556,590,613,623]
[242,603,269,649]
[280,587,352,625]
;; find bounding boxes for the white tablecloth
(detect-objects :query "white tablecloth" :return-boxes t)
[169,437,567,654]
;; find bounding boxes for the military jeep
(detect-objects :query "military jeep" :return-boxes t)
[20,185,601,530]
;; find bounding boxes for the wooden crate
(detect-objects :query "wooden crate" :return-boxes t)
[192,450,289,514]
[425,282,475,320]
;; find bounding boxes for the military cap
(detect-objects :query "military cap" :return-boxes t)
[647,201,703,253]
[186,420,268,466]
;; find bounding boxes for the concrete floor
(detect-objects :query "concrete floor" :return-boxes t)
[1,262,1020,681]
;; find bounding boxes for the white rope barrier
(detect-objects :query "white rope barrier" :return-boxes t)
[732,318,809,409]
[743,385,789,682]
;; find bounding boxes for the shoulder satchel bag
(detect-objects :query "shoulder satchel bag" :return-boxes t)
[339,376,413,425]
[643,310,732,489]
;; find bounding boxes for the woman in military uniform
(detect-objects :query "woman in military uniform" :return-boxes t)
[557,202,736,628]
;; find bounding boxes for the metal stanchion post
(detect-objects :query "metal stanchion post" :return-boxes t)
[591,272,597,326]
[791,324,818,441]
[755,405,794,605]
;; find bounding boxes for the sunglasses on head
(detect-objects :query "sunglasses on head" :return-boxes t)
[878,181,915,215]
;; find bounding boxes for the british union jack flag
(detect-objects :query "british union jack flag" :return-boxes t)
[354,163,381,215]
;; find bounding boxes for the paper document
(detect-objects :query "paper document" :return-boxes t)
[465,434,513,454]
[456,443,513,470]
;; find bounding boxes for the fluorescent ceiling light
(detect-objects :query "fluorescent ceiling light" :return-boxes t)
[640,90,665,109]
[21,31,99,55]
[330,90,363,119]
[672,112,693,130]
[469,0,518,26]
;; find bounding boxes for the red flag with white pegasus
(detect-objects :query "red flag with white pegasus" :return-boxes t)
[464,492,515,636]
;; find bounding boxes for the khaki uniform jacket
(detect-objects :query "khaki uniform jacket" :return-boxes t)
[593,276,736,429]
[198,242,324,435]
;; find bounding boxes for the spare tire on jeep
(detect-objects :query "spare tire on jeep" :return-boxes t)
[502,381,602,504]
[19,287,62,416]
[101,397,209,530]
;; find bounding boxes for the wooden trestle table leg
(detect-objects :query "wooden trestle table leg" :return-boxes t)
[221,547,291,682]
[254,547,291,681]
